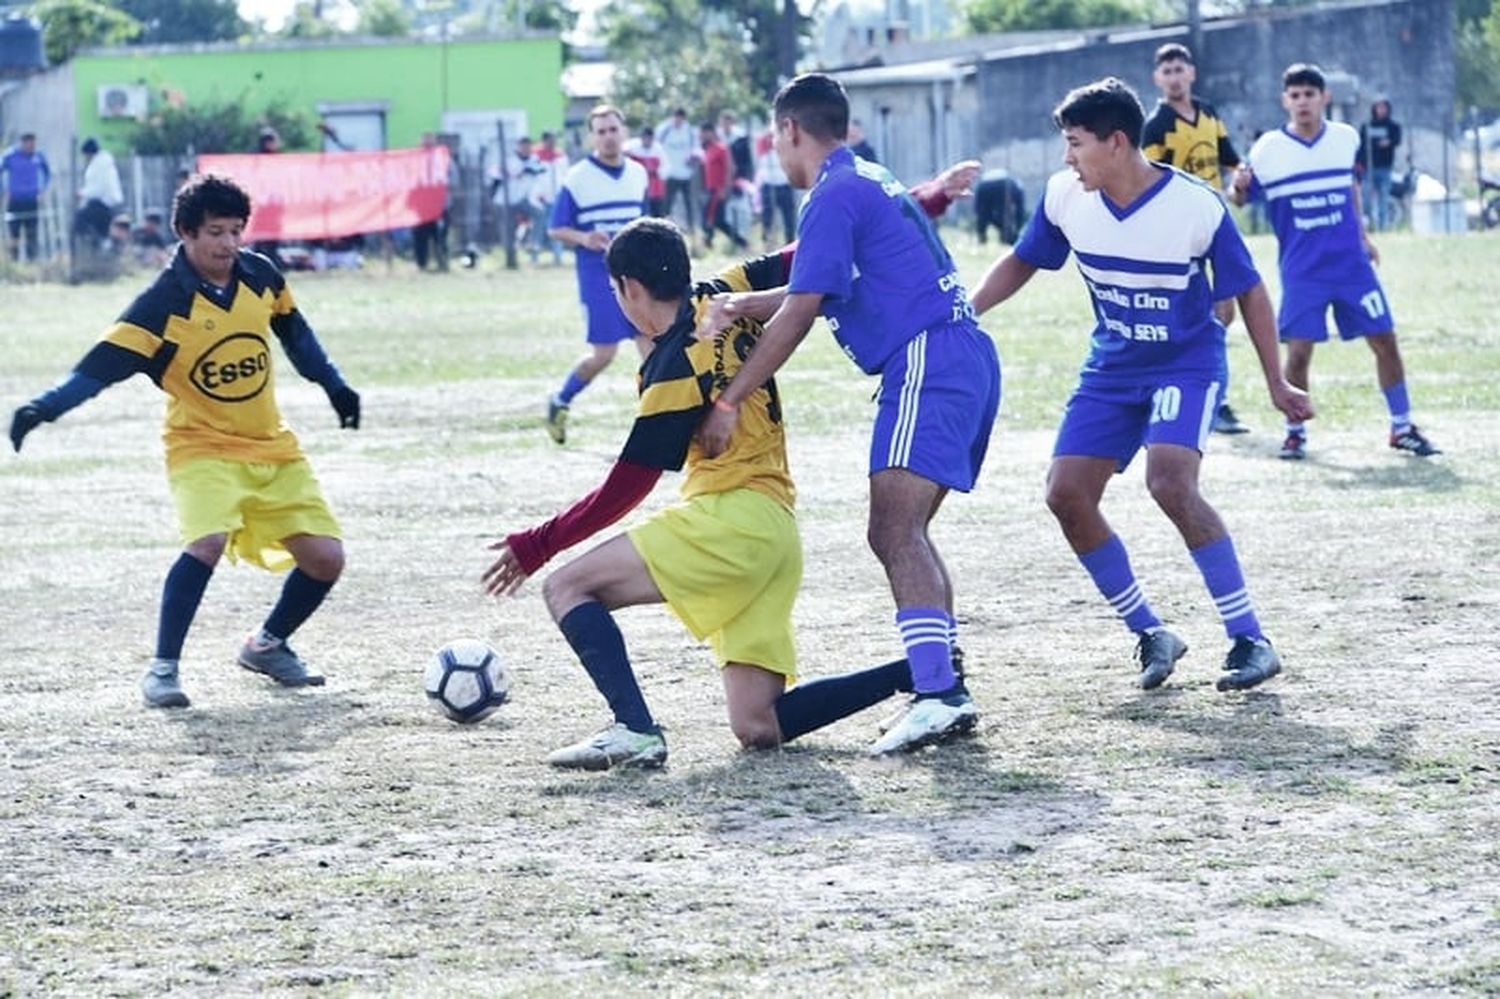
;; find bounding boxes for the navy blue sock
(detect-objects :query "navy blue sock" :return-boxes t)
[558,601,655,732]
[155,553,214,660]
[261,569,335,641]
[774,659,912,743]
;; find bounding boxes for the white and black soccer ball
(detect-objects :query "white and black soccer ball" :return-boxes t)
[424,639,510,723]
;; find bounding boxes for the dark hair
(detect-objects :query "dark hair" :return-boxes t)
[81,137,100,154]
[1282,63,1326,91]
[20,132,35,142]
[607,217,691,304]
[772,73,849,142]
[1154,42,1193,66]
[172,173,252,235]
[1053,77,1145,146]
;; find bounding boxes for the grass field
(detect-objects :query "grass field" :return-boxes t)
[2,228,1498,994]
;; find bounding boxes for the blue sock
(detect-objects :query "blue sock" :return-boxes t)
[1190,535,1263,641]
[1382,381,1412,432]
[556,371,588,405]
[774,659,912,742]
[896,606,954,695]
[1078,535,1162,634]
[262,568,335,641]
[155,553,214,660]
[558,601,655,732]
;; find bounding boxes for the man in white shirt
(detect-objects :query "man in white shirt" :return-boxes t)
[656,107,697,239]
[76,137,123,245]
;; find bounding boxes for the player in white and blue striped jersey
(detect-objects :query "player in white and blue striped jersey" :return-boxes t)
[969,77,1314,692]
[1232,62,1440,460]
[543,104,650,445]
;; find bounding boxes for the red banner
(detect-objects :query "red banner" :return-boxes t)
[195,146,451,241]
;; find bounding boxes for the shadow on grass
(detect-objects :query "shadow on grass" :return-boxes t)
[1317,454,1464,494]
[172,691,369,777]
[1106,690,1418,791]
[537,736,1101,862]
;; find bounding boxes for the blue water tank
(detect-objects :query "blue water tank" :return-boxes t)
[0,15,46,79]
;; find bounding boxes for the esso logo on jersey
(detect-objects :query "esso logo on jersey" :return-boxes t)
[191,332,271,402]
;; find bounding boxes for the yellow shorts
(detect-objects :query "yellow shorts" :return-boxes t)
[629,488,801,679]
[169,458,341,571]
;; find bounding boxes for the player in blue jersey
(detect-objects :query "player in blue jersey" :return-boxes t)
[968,77,1314,692]
[1231,63,1440,460]
[544,104,650,445]
[698,73,1000,754]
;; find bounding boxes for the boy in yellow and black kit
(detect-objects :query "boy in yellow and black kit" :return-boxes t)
[9,174,360,708]
[482,217,920,770]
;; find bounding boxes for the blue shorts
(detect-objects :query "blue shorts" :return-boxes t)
[582,295,637,345]
[1279,277,1395,342]
[1054,376,1220,472]
[870,322,1001,492]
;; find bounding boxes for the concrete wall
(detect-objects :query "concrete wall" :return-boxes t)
[975,0,1455,201]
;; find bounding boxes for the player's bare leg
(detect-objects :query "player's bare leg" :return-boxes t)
[1211,299,1249,434]
[722,664,786,750]
[1045,456,1117,555]
[1143,444,1224,550]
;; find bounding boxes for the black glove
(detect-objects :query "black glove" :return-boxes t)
[9,403,44,453]
[327,385,360,429]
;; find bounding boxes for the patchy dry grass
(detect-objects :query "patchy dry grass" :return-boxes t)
[2,231,1497,993]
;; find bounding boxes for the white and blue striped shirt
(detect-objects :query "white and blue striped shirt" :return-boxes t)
[549,155,648,304]
[1246,121,1370,287]
[1016,163,1260,385]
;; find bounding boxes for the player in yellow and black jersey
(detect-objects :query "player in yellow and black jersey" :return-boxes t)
[1143,41,1252,436]
[1142,44,1241,189]
[484,217,916,771]
[9,174,360,708]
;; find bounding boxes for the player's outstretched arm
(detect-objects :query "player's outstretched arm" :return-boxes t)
[10,368,115,452]
[272,311,360,428]
[969,253,1039,316]
[1238,281,1314,423]
[485,459,662,595]
[699,292,821,458]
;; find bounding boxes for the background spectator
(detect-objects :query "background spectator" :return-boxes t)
[849,118,878,162]
[625,125,666,218]
[1357,97,1403,231]
[1,131,51,262]
[75,137,123,248]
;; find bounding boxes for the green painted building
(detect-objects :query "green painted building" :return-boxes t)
[70,34,565,155]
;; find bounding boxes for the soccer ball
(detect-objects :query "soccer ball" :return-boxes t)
[424,639,510,723]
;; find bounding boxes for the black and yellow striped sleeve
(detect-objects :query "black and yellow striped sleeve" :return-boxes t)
[618,336,712,471]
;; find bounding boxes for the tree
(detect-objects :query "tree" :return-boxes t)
[356,0,411,36]
[603,0,809,111]
[116,0,246,44]
[964,0,1154,34]
[1458,0,1500,114]
[130,95,318,154]
[31,0,141,64]
[610,31,762,127]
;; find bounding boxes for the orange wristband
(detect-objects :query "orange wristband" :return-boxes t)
[714,397,737,414]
